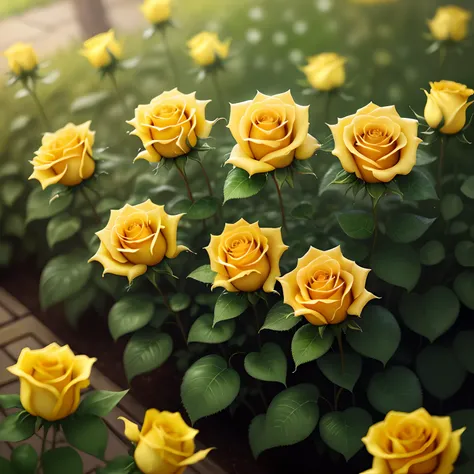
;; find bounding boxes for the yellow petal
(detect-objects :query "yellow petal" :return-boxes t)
[261,227,288,293]
[178,448,214,466]
[424,91,443,130]
[118,416,141,442]
[226,145,275,175]
[433,427,465,474]
[159,209,188,259]
[295,133,320,160]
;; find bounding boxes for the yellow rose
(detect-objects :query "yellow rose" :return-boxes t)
[4,42,38,76]
[361,408,465,474]
[278,246,377,326]
[301,53,347,92]
[350,0,398,4]
[128,89,215,163]
[205,219,288,293]
[120,409,213,474]
[428,6,471,42]
[80,30,122,69]
[29,121,96,190]
[424,80,474,135]
[187,31,231,67]
[329,102,422,183]
[7,343,96,421]
[89,200,188,283]
[226,91,320,176]
[141,0,171,24]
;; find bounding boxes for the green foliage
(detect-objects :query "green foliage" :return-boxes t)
[291,202,314,219]
[454,271,474,309]
[184,197,219,220]
[64,286,97,329]
[169,293,191,312]
[450,410,474,460]
[46,214,81,248]
[0,457,14,474]
[441,194,464,221]
[42,448,83,474]
[461,176,474,199]
[77,390,129,417]
[26,187,73,223]
[420,240,445,265]
[453,331,474,373]
[0,394,22,410]
[187,265,216,284]
[260,302,299,332]
[385,214,436,243]
[317,352,362,392]
[63,415,109,458]
[213,291,249,325]
[11,444,37,474]
[181,355,240,424]
[0,411,36,442]
[244,342,287,386]
[0,180,25,207]
[455,241,474,267]
[337,211,374,240]
[396,169,438,201]
[188,314,236,344]
[223,168,267,202]
[97,456,135,474]
[291,324,334,369]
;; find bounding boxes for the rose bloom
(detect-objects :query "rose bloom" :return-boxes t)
[120,409,212,474]
[301,53,347,92]
[350,0,398,4]
[278,246,377,326]
[226,91,320,176]
[187,31,231,67]
[4,42,37,76]
[128,89,215,163]
[81,30,122,69]
[89,200,188,283]
[29,121,96,190]
[7,343,96,421]
[428,5,471,42]
[141,0,171,25]
[205,219,288,293]
[424,80,474,135]
[362,408,465,474]
[329,102,422,183]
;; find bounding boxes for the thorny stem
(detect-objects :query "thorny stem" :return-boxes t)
[272,174,287,231]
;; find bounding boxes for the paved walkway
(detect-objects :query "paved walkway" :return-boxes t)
[1,0,145,73]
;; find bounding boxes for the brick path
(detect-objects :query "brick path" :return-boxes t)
[0,287,225,474]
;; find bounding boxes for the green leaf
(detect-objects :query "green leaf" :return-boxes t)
[453,331,474,373]
[399,286,460,342]
[39,250,92,310]
[291,324,334,369]
[181,355,240,424]
[185,197,219,220]
[46,215,81,248]
[416,345,466,400]
[63,415,108,459]
[260,302,299,332]
[0,411,36,442]
[455,241,474,267]
[318,163,342,196]
[0,162,21,179]
[4,214,25,238]
[244,342,287,386]
[108,295,155,340]
[214,291,249,325]
[366,183,386,207]
[337,211,374,240]
[386,214,436,243]
[317,352,362,392]
[97,456,135,474]
[124,328,173,382]
[249,384,319,458]
[26,187,73,223]
[371,241,421,291]
[0,180,24,207]
[346,306,401,365]
[454,271,474,309]
[0,241,13,267]
[223,168,267,203]
[293,160,316,177]
[0,394,22,409]
[64,286,97,329]
[319,408,372,461]
[11,444,38,474]
[291,202,314,219]
[187,265,217,284]
[169,293,191,312]
[450,411,474,460]
[77,390,129,417]
[42,447,83,474]
[397,169,438,201]
[367,366,423,414]
[70,91,109,112]
[188,314,236,344]
[441,193,463,221]
[415,148,437,166]
[461,176,474,199]
[0,457,14,474]
[449,220,469,235]
[274,167,289,188]
[420,240,445,266]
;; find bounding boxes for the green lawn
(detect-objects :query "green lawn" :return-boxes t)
[0,0,55,19]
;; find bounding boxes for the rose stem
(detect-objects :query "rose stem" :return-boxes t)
[370,197,379,258]
[79,187,101,224]
[160,28,180,87]
[251,303,262,349]
[198,161,213,196]
[335,328,345,374]
[334,386,343,411]
[108,72,127,116]
[176,167,195,202]
[272,173,287,231]
[39,425,49,472]
[323,91,333,124]
[147,274,187,345]
[51,426,57,450]
[210,70,226,115]
[437,135,446,197]
[22,79,51,130]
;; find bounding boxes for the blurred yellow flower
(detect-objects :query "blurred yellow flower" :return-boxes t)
[29,121,96,190]
[362,408,465,474]
[89,200,188,283]
[428,5,471,42]
[128,88,215,163]
[80,30,122,69]
[424,80,474,135]
[141,0,171,25]
[187,31,231,67]
[120,409,213,474]
[7,343,96,421]
[301,53,347,92]
[226,91,320,176]
[4,42,37,76]
[350,0,398,4]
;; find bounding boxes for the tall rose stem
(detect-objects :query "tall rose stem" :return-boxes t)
[38,426,49,473]
[334,386,343,411]
[176,167,195,202]
[23,79,51,130]
[335,328,345,374]
[51,426,57,450]
[251,303,262,348]
[272,174,287,231]
[210,70,226,115]
[108,73,127,115]
[160,28,180,87]
[370,197,379,258]
[198,161,214,196]
[323,91,333,124]
[437,135,446,197]
[79,187,101,224]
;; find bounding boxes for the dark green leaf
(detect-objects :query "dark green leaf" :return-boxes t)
[291,202,314,220]
[42,448,83,474]
[415,148,437,166]
[397,169,438,201]
[337,211,374,240]
[244,342,287,386]
[64,286,97,329]
[214,292,249,325]
[291,324,334,369]
[46,215,81,248]
[0,411,36,442]
[185,197,219,220]
[450,411,474,460]
[461,176,474,199]
[454,271,474,309]
[26,187,73,223]
[77,390,129,417]
[455,241,474,267]
[420,240,445,266]
[0,457,14,474]
[293,160,316,177]
[318,163,342,196]
[453,331,474,373]
[63,415,108,458]
[260,302,299,332]
[441,194,463,221]
[96,456,135,474]
[317,352,362,392]
[187,265,216,284]
[169,293,191,312]
[0,394,22,410]
[0,180,24,207]
[386,214,436,243]
[11,444,38,474]
[223,168,267,203]
[188,314,236,344]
